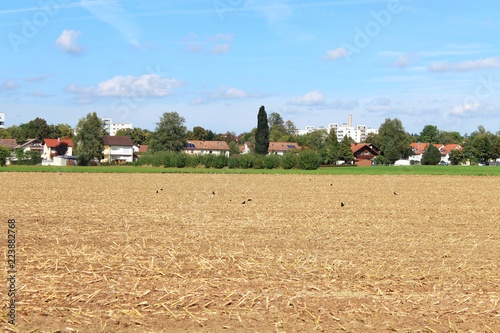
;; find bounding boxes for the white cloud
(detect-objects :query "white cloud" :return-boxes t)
[324,47,348,61]
[290,91,325,106]
[450,102,481,116]
[67,74,182,99]
[55,30,84,55]
[428,57,500,72]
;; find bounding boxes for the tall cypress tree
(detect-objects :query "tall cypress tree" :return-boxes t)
[255,106,269,155]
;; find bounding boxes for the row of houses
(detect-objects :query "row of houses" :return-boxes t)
[0,136,464,166]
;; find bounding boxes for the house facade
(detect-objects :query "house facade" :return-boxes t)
[42,138,74,160]
[185,140,230,156]
[409,142,462,164]
[16,139,44,154]
[102,136,134,163]
[350,143,380,166]
[240,142,301,155]
[268,142,301,155]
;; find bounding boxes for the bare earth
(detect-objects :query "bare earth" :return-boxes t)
[1,173,499,332]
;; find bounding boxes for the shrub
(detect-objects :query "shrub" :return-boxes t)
[238,154,254,169]
[175,153,188,168]
[282,151,298,169]
[298,150,322,170]
[213,154,227,169]
[263,154,280,169]
[227,156,240,169]
[0,146,10,167]
[253,154,264,169]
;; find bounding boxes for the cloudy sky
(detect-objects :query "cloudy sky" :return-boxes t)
[1,0,499,135]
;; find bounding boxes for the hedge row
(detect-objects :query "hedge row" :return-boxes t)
[135,150,322,170]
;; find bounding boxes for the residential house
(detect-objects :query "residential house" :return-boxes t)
[240,141,301,155]
[350,143,380,166]
[439,144,462,164]
[410,142,461,164]
[0,139,17,165]
[102,136,134,163]
[0,139,18,150]
[268,142,301,155]
[42,138,74,160]
[185,140,230,156]
[409,143,441,163]
[15,138,43,154]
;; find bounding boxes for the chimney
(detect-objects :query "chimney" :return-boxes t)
[348,114,352,127]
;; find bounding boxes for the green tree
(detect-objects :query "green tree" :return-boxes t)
[6,126,26,142]
[0,128,11,139]
[268,112,285,130]
[438,131,462,145]
[284,120,297,136]
[297,129,327,150]
[24,117,51,140]
[115,127,151,146]
[255,106,269,155]
[491,138,500,162]
[55,142,69,156]
[338,135,355,163]
[418,125,440,143]
[363,132,378,144]
[0,146,11,166]
[150,112,187,153]
[74,112,106,166]
[375,118,412,159]
[321,128,340,164]
[448,149,465,165]
[422,144,441,165]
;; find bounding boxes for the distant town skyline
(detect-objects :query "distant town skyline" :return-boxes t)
[1,1,500,135]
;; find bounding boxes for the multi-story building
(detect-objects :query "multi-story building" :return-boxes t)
[101,117,133,136]
[298,115,378,143]
[0,112,5,128]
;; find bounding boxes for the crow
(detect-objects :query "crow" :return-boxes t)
[341,202,344,207]
[156,190,158,193]
[247,198,252,202]
[394,191,397,195]
[212,191,216,195]
[242,201,246,204]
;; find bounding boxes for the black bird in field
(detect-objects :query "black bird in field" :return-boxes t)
[212,191,216,195]
[156,190,158,193]
[330,183,333,186]
[161,188,163,191]
[394,191,397,195]
[247,198,252,202]
[341,202,345,207]
[242,201,246,204]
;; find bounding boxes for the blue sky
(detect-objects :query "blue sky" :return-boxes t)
[1,0,500,136]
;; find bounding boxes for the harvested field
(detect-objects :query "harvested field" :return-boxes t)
[1,173,499,332]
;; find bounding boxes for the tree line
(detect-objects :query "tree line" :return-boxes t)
[1,108,499,167]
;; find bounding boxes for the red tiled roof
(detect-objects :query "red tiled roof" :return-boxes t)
[440,144,462,155]
[138,145,148,153]
[268,142,300,152]
[0,139,17,149]
[44,138,74,147]
[350,143,380,155]
[186,141,230,151]
[102,135,134,146]
[410,142,429,155]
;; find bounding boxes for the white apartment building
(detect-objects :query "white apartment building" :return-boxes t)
[297,115,379,143]
[101,117,133,136]
[0,112,5,128]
